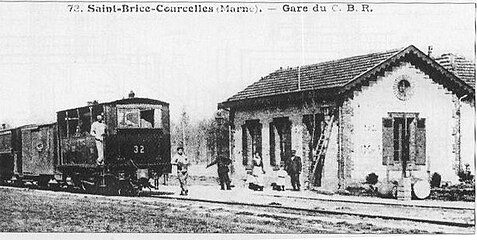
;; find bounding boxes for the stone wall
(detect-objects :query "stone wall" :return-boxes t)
[339,99,354,187]
[231,104,334,187]
[460,99,475,175]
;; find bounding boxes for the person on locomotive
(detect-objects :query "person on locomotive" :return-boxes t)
[90,115,107,165]
[172,146,189,196]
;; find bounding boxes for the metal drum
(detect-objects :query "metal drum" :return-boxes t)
[412,179,431,200]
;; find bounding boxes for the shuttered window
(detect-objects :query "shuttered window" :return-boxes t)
[415,118,426,165]
[382,118,394,165]
[242,120,262,166]
[273,118,292,167]
[248,123,262,157]
[269,122,275,166]
[242,124,247,165]
[382,115,426,166]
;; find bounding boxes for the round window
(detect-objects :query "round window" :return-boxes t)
[393,76,414,101]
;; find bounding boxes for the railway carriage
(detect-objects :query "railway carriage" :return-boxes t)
[0,127,21,181]
[20,123,57,186]
[0,123,59,186]
[56,95,171,195]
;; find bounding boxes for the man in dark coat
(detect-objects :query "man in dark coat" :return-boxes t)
[206,155,232,190]
[285,150,302,191]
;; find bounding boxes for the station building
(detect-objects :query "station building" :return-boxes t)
[219,45,475,190]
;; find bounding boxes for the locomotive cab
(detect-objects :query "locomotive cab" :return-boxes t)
[110,100,171,177]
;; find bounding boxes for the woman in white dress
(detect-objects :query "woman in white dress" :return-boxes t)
[252,152,265,191]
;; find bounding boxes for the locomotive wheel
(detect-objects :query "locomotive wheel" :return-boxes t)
[12,176,23,187]
[38,176,50,188]
[118,180,139,196]
[97,174,121,196]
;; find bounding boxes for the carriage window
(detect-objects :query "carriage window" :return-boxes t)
[118,108,162,129]
[118,109,140,128]
[140,110,154,128]
[154,108,162,129]
[78,108,92,135]
[66,110,79,137]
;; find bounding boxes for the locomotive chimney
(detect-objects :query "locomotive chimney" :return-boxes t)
[128,90,135,98]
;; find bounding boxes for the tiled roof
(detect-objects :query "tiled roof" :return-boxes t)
[225,46,475,103]
[435,54,475,88]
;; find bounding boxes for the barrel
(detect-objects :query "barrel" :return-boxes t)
[412,179,431,200]
[137,169,149,179]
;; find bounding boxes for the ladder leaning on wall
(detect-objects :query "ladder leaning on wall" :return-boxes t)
[309,114,335,189]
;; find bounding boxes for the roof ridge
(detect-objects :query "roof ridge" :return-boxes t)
[435,54,475,64]
[223,45,474,104]
[303,46,405,68]
[268,46,406,75]
[342,45,412,88]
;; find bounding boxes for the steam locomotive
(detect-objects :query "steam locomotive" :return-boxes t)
[0,94,171,195]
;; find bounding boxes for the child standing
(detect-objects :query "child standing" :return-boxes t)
[276,166,287,191]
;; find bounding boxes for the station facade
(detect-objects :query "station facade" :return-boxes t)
[219,45,475,190]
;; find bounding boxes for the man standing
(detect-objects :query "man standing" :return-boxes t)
[285,150,302,191]
[90,115,107,165]
[172,147,189,195]
[206,155,232,190]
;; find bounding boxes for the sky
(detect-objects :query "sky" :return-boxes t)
[0,1,475,126]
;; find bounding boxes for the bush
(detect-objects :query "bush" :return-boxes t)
[429,182,475,202]
[458,170,474,184]
[430,172,441,188]
[365,173,378,185]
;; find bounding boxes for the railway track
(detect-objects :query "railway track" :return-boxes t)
[263,192,474,210]
[148,192,475,229]
[1,185,474,230]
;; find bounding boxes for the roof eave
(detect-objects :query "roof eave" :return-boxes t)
[219,87,342,110]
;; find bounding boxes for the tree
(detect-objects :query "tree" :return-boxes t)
[170,110,230,165]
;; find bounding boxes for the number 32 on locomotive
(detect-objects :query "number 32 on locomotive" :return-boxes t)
[134,145,145,154]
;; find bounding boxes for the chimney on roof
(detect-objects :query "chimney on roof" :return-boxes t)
[2,124,6,129]
[449,54,457,71]
[128,90,135,98]
[427,46,433,58]
[87,100,98,106]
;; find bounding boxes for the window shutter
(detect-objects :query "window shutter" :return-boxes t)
[255,123,263,155]
[415,118,426,165]
[269,122,275,166]
[382,118,394,165]
[242,124,247,166]
[409,118,417,163]
[283,121,292,167]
